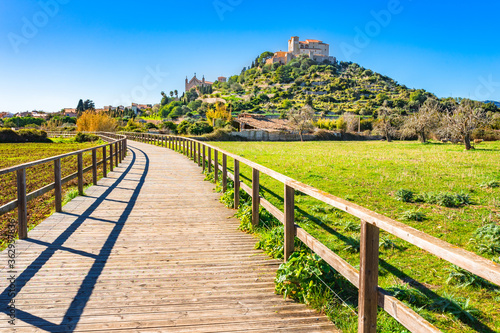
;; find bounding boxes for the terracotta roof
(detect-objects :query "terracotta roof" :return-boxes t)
[235,115,293,132]
[275,51,288,57]
[306,39,323,43]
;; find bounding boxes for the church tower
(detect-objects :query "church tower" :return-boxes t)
[288,36,300,55]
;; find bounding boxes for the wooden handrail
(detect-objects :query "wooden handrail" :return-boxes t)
[123,131,500,333]
[0,132,127,240]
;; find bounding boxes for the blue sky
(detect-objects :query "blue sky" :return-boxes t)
[1,0,499,112]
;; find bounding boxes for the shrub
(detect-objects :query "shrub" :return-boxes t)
[415,192,472,208]
[77,111,117,132]
[395,189,414,202]
[74,132,99,143]
[144,122,158,130]
[471,223,500,254]
[0,128,50,143]
[188,122,213,135]
[400,209,426,221]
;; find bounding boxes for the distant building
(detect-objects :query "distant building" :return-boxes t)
[31,111,49,119]
[185,73,214,91]
[218,76,227,83]
[62,108,78,117]
[0,112,13,119]
[131,103,152,114]
[266,36,335,65]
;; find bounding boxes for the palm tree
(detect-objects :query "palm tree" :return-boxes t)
[174,90,178,98]
[170,91,174,98]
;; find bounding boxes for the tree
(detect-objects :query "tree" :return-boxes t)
[77,110,117,132]
[257,51,274,66]
[288,105,315,142]
[374,102,400,142]
[206,102,232,126]
[76,99,85,116]
[174,90,178,98]
[170,91,174,98]
[343,112,358,133]
[83,99,95,111]
[400,98,440,143]
[441,99,488,150]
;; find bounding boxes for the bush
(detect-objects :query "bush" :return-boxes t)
[0,128,50,143]
[472,223,500,254]
[144,122,158,130]
[188,122,213,135]
[74,132,99,143]
[395,189,414,202]
[415,192,471,208]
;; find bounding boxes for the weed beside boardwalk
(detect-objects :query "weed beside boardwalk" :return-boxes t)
[209,140,500,332]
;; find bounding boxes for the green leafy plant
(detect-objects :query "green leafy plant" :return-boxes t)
[471,223,500,254]
[446,265,497,289]
[342,220,360,232]
[479,180,500,189]
[379,237,396,250]
[400,209,426,222]
[431,293,481,324]
[395,189,414,202]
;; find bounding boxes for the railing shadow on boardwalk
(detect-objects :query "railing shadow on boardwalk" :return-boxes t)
[0,147,149,332]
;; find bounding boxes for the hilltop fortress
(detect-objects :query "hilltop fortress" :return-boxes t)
[266,36,335,65]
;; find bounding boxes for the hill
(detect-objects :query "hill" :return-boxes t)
[194,53,499,117]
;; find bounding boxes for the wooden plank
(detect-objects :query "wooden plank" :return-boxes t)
[234,159,240,209]
[17,168,28,240]
[222,154,227,192]
[358,220,380,333]
[208,147,212,173]
[54,158,62,212]
[109,143,114,172]
[214,150,219,183]
[284,184,294,261]
[202,145,206,172]
[77,153,84,196]
[103,146,107,178]
[252,168,260,227]
[92,149,98,185]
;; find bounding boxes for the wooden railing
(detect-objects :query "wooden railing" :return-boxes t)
[124,132,500,333]
[0,132,127,240]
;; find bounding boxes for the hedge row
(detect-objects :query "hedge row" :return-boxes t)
[0,129,51,143]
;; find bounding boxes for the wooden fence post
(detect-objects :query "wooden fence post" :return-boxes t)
[234,160,240,209]
[115,142,119,166]
[198,142,201,167]
[77,153,84,195]
[118,141,122,164]
[202,145,206,172]
[252,169,260,227]
[214,150,219,183]
[103,146,107,177]
[208,148,212,173]
[109,144,114,172]
[92,149,97,185]
[284,184,295,261]
[193,141,197,163]
[358,220,380,333]
[54,159,62,212]
[17,168,28,240]
[222,154,227,192]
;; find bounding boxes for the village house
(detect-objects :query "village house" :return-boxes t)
[266,36,336,65]
[185,74,227,91]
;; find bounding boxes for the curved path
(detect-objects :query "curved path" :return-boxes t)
[0,140,337,332]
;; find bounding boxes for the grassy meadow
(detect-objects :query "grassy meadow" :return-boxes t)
[212,140,500,332]
[0,139,103,249]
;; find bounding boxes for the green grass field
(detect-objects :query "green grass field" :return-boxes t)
[212,140,500,332]
[0,140,103,248]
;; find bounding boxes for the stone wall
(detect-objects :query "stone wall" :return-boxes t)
[229,130,321,141]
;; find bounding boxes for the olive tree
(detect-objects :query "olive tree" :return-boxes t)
[288,105,315,141]
[400,98,440,143]
[374,102,400,142]
[441,99,488,150]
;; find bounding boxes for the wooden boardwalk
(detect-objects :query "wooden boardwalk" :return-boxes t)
[0,140,337,332]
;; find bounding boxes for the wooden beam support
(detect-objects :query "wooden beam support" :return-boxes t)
[54,159,62,213]
[252,168,260,227]
[234,159,240,209]
[77,153,84,196]
[222,154,227,192]
[358,220,380,333]
[284,184,295,261]
[17,168,28,240]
